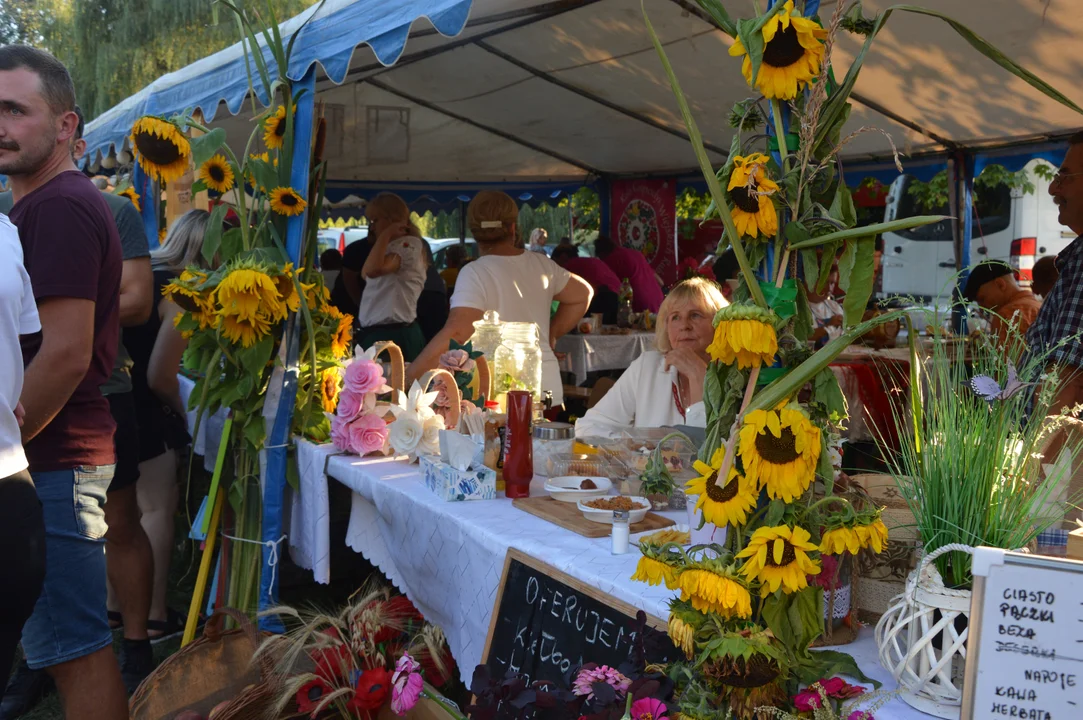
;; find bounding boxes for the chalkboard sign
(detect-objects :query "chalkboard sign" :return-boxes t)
[961,547,1083,720]
[482,549,668,686]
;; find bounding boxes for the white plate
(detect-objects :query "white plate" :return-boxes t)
[577,496,650,524]
[543,476,612,503]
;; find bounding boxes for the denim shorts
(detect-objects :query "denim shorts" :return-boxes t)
[21,465,115,669]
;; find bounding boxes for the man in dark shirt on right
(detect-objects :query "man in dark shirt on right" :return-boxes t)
[1026,132,1083,527]
[0,46,128,719]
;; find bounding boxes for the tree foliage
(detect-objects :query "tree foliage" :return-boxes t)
[10,0,319,120]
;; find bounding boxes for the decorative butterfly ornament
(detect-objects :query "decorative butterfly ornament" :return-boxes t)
[968,362,1034,402]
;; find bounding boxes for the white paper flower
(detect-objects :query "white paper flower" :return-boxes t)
[419,413,445,457]
[388,411,424,458]
[390,380,440,419]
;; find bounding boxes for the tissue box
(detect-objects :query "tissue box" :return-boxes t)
[420,455,496,502]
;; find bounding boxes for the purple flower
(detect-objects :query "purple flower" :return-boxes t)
[572,665,631,698]
[438,349,475,374]
[631,697,668,720]
[847,712,874,720]
[391,652,424,716]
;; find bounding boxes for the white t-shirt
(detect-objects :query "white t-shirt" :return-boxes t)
[809,296,844,340]
[358,235,427,326]
[0,215,40,478]
[451,250,571,405]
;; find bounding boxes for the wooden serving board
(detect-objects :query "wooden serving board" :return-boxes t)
[512,496,674,538]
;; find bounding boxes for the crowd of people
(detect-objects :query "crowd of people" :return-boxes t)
[4,36,1083,720]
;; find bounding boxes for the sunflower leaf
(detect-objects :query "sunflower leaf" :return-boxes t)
[201,203,230,265]
[815,241,840,295]
[220,227,244,264]
[791,586,824,652]
[838,236,876,327]
[793,281,813,343]
[190,128,227,172]
[247,158,280,196]
[765,500,786,527]
[788,216,947,250]
[799,248,819,294]
[735,18,766,91]
[813,368,847,422]
[829,182,856,228]
[798,649,881,688]
[692,0,736,36]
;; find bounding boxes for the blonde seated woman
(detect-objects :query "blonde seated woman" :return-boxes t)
[575,278,728,438]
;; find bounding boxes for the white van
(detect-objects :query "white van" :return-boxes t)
[879,159,1074,301]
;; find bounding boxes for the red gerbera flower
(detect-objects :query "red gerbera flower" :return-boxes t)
[296,675,334,716]
[348,666,392,716]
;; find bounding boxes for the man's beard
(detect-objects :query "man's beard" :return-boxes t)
[0,132,58,176]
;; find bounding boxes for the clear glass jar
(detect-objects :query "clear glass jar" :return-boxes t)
[491,322,543,414]
[469,310,504,360]
[532,421,575,478]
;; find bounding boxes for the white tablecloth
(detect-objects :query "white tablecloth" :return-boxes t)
[556,331,656,386]
[322,453,931,718]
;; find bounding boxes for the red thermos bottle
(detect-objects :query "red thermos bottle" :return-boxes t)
[503,390,534,498]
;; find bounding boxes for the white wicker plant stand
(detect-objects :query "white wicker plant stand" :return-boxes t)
[874,543,975,719]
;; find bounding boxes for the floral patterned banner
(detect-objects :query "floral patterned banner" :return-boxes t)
[609,177,677,285]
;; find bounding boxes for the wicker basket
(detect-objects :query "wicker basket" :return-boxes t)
[874,543,974,719]
[419,368,462,432]
[371,340,406,407]
[130,608,278,720]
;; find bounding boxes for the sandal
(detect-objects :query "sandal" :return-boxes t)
[148,608,192,645]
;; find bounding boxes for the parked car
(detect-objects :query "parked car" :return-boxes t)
[427,238,478,270]
[879,159,1074,301]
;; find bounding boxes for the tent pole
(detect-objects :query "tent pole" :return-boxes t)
[459,199,466,245]
[598,177,611,244]
[260,66,317,632]
[949,152,973,334]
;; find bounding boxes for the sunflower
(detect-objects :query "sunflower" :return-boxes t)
[117,186,141,213]
[263,105,288,149]
[274,263,301,314]
[130,116,191,183]
[667,600,705,660]
[855,517,889,554]
[707,304,778,369]
[739,404,821,502]
[216,267,284,323]
[302,281,330,310]
[199,154,235,193]
[218,311,273,348]
[270,187,307,216]
[728,0,827,100]
[329,306,353,359]
[686,448,758,527]
[631,550,680,590]
[727,153,779,239]
[677,562,752,619]
[737,525,820,595]
[320,367,341,414]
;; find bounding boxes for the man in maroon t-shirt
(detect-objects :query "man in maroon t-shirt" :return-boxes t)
[595,234,665,314]
[0,46,127,720]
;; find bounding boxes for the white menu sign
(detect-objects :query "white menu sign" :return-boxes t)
[962,548,1083,720]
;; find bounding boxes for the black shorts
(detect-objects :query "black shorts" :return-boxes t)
[106,392,141,493]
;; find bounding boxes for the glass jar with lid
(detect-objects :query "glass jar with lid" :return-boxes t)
[491,322,543,414]
[469,310,503,360]
[532,421,575,478]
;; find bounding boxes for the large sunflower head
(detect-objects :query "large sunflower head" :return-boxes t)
[677,559,753,619]
[707,303,779,369]
[130,116,191,183]
[117,187,141,213]
[270,187,307,216]
[667,599,706,660]
[736,524,821,595]
[263,105,288,150]
[631,542,683,590]
[738,403,821,502]
[199,154,235,194]
[217,311,272,348]
[727,0,827,100]
[216,266,285,324]
[274,263,301,314]
[321,367,341,414]
[727,153,779,239]
[687,448,758,527]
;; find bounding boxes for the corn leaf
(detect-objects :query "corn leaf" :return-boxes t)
[819,4,1083,151]
[643,1,767,308]
[788,215,947,249]
[692,0,736,36]
[837,236,875,326]
[748,309,909,411]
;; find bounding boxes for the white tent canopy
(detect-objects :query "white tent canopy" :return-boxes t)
[84,0,1083,190]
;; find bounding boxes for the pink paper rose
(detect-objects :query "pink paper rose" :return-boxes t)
[432,377,451,409]
[438,349,475,374]
[344,358,388,396]
[330,413,351,452]
[348,413,389,456]
[336,387,364,420]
